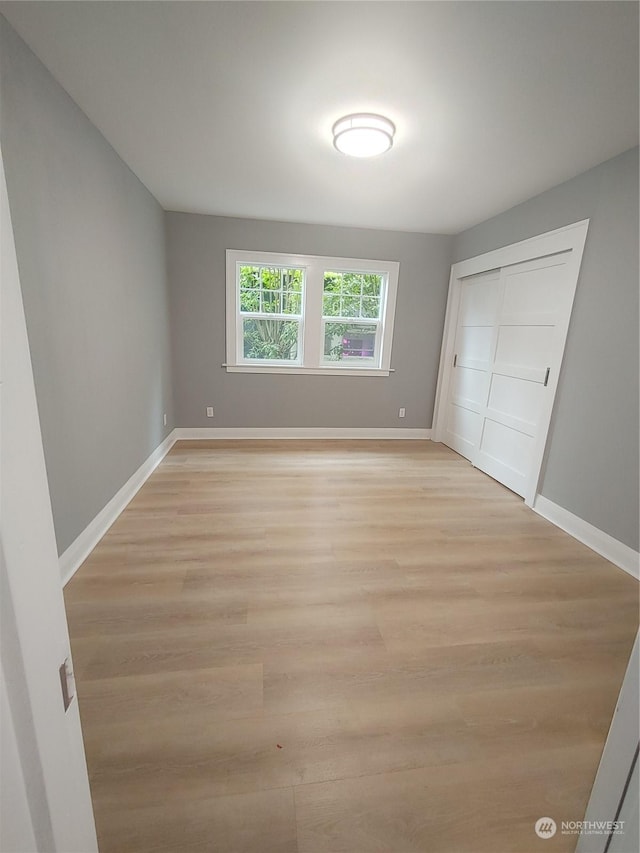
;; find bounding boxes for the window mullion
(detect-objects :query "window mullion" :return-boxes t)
[302,263,323,368]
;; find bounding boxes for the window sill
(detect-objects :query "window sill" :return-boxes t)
[224,364,392,377]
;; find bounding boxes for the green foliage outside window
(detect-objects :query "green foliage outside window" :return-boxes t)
[240,266,303,315]
[322,272,382,319]
[243,318,299,361]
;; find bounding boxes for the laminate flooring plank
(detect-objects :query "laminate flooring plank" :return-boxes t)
[79,620,387,680]
[294,744,600,853]
[375,595,638,654]
[65,592,248,637]
[94,785,298,853]
[77,663,263,726]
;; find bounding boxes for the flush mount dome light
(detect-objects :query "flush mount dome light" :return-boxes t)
[332,113,395,157]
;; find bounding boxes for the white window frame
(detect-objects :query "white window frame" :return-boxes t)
[225,249,399,376]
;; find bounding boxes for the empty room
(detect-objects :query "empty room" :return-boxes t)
[1,2,639,853]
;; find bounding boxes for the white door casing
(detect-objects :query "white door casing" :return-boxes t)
[0,666,38,853]
[576,632,639,853]
[607,753,639,853]
[433,220,589,506]
[0,148,97,851]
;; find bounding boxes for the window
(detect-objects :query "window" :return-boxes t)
[238,264,304,363]
[322,271,384,366]
[226,250,399,376]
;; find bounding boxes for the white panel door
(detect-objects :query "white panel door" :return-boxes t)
[434,220,588,505]
[474,253,572,496]
[443,269,500,459]
[443,251,576,498]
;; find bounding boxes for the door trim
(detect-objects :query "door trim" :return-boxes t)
[1,148,98,850]
[575,632,639,853]
[433,219,589,506]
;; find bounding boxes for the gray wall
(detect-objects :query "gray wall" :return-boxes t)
[454,148,639,551]
[1,17,174,556]
[166,213,453,430]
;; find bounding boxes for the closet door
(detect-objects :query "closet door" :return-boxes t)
[435,220,588,504]
[474,252,572,497]
[442,250,576,499]
[443,269,500,459]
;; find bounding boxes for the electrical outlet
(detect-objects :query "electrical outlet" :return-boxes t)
[206,407,214,418]
[163,413,167,427]
[399,407,406,418]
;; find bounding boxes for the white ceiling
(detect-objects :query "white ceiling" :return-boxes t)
[1,1,638,234]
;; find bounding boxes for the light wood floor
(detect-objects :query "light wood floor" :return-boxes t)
[64,440,639,853]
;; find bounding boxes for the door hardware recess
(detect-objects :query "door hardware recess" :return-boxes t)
[59,657,75,712]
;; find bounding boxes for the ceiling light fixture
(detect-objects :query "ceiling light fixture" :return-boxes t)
[332,113,395,158]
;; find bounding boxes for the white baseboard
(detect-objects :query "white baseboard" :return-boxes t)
[533,495,639,580]
[59,431,177,586]
[173,427,432,440]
